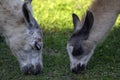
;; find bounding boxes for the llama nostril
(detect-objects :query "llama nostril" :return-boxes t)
[21,66,29,75]
[31,64,42,75]
[34,41,41,50]
[21,64,42,75]
[71,64,86,74]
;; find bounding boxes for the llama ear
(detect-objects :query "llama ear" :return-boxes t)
[25,0,32,3]
[72,13,81,31]
[80,11,94,37]
[22,1,34,26]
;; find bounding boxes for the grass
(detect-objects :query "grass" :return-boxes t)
[0,0,120,80]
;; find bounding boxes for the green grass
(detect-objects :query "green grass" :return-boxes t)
[0,0,120,80]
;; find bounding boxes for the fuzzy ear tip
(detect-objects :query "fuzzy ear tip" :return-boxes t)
[87,10,91,13]
[87,10,93,16]
[72,13,77,17]
[24,0,32,3]
[72,13,76,16]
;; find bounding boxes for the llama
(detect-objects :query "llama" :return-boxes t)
[67,0,120,73]
[0,0,43,75]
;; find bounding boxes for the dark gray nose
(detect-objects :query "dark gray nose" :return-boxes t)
[71,64,86,74]
[21,64,42,75]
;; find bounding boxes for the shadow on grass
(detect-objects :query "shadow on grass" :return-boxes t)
[0,24,120,80]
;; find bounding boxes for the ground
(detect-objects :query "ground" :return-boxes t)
[0,0,120,80]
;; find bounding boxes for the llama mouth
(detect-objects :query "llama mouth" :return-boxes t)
[71,63,86,74]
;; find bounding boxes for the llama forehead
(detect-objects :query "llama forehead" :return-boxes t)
[68,36,93,52]
[69,32,85,47]
[26,28,42,37]
[70,32,86,41]
[68,39,82,54]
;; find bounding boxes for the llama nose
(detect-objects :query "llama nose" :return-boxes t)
[71,64,86,74]
[34,41,41,50]
[21,64,42,75]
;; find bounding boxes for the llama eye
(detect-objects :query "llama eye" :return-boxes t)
[34,41,41,50]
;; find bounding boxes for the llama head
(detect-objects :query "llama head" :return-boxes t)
[67,11,95,73]
[9,0,43,75]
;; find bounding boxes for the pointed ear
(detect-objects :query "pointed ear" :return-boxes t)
[72,13,81,31]
[22,2,34,25]
[80,11,94,35]
[25,0,32,3]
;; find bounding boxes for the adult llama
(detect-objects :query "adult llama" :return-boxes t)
[0,0,43,75]
[67,0,120,73]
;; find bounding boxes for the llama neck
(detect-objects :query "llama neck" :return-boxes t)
[88,0,120,44]
[0,0,25,36]
[0,0,23,18]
